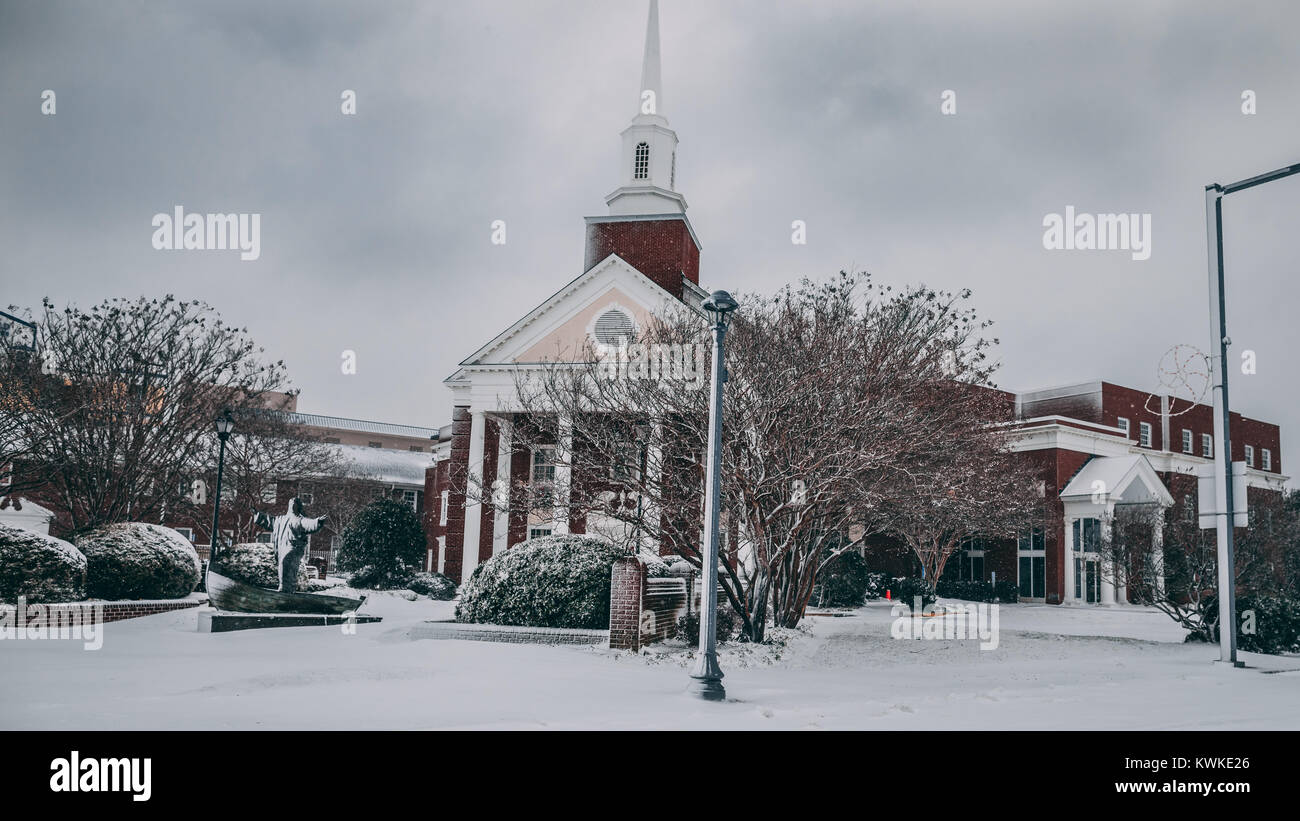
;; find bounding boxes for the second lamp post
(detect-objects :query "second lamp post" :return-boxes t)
[689,290,738,701]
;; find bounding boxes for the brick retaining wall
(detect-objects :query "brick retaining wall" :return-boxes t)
[0,597,205,625]
[410,620,608,645]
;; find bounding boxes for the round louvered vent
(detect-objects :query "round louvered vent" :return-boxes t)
[593,308,635,346]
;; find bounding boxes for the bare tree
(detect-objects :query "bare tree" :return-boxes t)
[500,271,1022,641]
[1108,488,1300,641]
[4,296,291,535]
[866,390,1044,593]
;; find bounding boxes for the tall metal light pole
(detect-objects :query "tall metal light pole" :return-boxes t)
[689,290,738,701]
[209,408,235,568]
[1204,161,1300,667]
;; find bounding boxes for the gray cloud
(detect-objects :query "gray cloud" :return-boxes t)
[2,0,1297,478]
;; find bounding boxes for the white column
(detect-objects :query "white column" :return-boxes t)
[1063,516,1076,603]
[1100,515,1116,605]
[460,410,487,584]
[492,419,513,555]
[640,423,663,554]
[553,416,573,535]
[1152,518,1166,597]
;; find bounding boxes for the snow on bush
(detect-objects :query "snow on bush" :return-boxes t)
[455,534,629,629]
[337,499,426,589]
[406,572,458,600]
[0,523,87,603]
[77,523,200,600]
[213,542,308,590]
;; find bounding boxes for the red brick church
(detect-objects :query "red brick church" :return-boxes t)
[420,1,1289,605]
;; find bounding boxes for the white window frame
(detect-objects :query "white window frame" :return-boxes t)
[531,446,557,484]
[528,526,553,541]
[1181,429,1193,454]
[1138,421,1152,448]
[1017,527,1046,600]
[173,527,194,543]
[1262,448,1272,471]
[1116,417,1130,438]
[439,490,449,526]
[1245,445,1254,467]
[402,489,419,511]
[1202,433,1213,458]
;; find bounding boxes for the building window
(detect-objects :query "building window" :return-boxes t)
[1072,518,1102,603]
[593,308,635,347]
[439,490,449,526]
[1202,433,1213,458]
[324,437,340,444]
[1262,448,1272,471]
[368,441,382,449]
[955,536,986,582]
[256,533,272,544]
[298,484,313,505]
[633,142,650,180]
[174,527,194,543]
[1245,445,1254,467]
[402,489,419,512]
[1181,429,1193,454]
[1138,422,1152,448]
[528,526,553,541]
[409,445,423,452]
[1017,527,1046,599]
[531,447,557,484]
[1116,417,1130,437]
[1182,494,1195,522]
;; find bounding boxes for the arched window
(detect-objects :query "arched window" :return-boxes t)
[633,142,650,180]
[593,308,636,346]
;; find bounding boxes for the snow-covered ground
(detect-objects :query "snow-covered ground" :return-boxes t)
[2,595,1297,730]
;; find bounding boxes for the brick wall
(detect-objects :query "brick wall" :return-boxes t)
[443,405,471,581]
[583,217,700,300]
[608,557,694,651]
[608,557,644,650]
[0,598,203,625]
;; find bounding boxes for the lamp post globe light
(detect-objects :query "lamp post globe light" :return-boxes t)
[689,290,739,701]
[210,408,235,568]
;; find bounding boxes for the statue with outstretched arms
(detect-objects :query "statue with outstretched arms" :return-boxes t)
[252,497,327,593]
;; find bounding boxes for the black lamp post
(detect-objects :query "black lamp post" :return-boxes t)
[689,289,738,701]
[209,409,235,568]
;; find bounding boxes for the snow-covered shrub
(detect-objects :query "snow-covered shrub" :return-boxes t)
[889,577,936,611]
[863,571,889,600]
[676,607,740,644]
[936,578,1019,603]
[77,523,200,600]
[1219,594,1300,655]
[814,550,873,607]
[407,571,457,600]
[0,523,87,603]
[337,499,425,588]
[455,534,627,629]
[212,542,308,590]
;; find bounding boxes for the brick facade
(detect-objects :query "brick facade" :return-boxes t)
[583,216,700,300]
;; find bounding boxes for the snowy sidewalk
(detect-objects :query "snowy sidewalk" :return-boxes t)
[2,595,1296,730]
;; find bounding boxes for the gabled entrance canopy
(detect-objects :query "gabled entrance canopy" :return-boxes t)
[1060,454,1175,509]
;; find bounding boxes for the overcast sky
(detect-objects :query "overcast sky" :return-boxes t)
[2,0,1298,474]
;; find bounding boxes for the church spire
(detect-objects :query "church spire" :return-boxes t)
[605,0,686,216]
[638,0,663,121]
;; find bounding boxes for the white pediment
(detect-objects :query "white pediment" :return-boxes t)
[449,253,694,375]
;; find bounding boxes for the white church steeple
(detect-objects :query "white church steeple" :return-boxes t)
[605,0,687,216]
